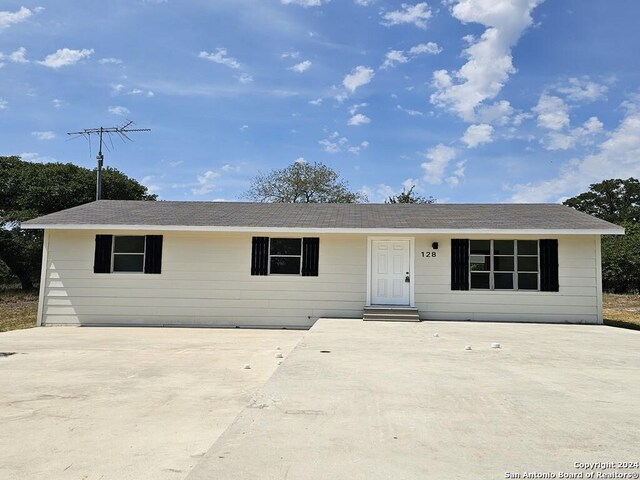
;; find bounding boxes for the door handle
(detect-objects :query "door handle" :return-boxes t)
[405,275,410,283]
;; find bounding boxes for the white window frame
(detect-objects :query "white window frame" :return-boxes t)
[469,240,540,291]
[268,237,302,276]
[111,235,146,274]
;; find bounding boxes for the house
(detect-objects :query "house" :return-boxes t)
[22,200,623,328]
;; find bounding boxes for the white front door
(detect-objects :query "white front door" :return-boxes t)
[370,240,411,305]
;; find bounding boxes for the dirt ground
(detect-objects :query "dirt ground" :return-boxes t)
[603,293,640,329]
[0,290,38,333]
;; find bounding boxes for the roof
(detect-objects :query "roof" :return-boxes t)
[21,200,624,235]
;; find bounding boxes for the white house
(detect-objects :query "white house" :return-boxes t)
[22,200,623,328]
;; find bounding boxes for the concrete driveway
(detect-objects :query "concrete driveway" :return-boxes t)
[187,319,640,480]
[0,327,303,480]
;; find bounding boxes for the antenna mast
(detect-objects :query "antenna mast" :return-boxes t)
[67,121,151,200]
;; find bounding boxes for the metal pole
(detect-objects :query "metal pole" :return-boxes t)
[96,127,104,200]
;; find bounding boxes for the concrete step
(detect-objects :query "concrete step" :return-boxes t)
[363,307,420,322]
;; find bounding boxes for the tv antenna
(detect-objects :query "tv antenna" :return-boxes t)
[67,120,151,200]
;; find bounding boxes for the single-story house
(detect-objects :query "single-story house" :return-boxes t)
[22,200,623,328]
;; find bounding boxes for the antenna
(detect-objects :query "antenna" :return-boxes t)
[67,120,151,200]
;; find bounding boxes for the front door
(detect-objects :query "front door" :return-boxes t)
[370,240,411,305]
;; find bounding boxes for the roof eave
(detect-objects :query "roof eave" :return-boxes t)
[20,223,625,235]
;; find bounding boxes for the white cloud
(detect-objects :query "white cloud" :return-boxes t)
[409,42,441,55]
[39,48,94,69]
[52,98,63,108]
[295,157,307,164]
[421,144,457,184]
[0,98,8,110]
[533,94,569,131]
[461,123,494,148]
[19,152,56,163]
[557,77,608,103]
[319,132,365,154]
[397,105,424,116]
[381,3,432,29]
[343,66,374,93]
[381,50,408,70]
[9,47,28,63]
[348,113,371,126]
[192,170,220,195]
[99,57,123,65]
[108,106,130,116]
[141,176,162,194]
[430,0,544,121]
[0,6,37,31]
[221,163,240,172]
[111,83,125,95]
[127,88,155,97]
[476,100,514,126]
[542,116,604,151]
[354,0,374,5]
[198,48,240,69]
[511,103,640,202]
[319,139,341,154]
[309,98,323,106]
[289,60,312,73]
[348,102,368,115]
[280,0,327,6]
[281,51,300,59]
[236,73,253,83]
[31,131,56,140]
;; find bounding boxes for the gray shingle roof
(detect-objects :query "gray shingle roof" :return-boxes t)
[21,200,623,233]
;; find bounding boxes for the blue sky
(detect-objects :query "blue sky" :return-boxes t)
[1,0,639,203]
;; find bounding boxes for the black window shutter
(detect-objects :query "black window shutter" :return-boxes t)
[451,239,469,290]
[540,239,559,292]
[144,235,163,274]
[251,237,269,275]
[94,235,113,274]
[302,237,320,276]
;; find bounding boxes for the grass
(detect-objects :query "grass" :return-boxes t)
[603,293,640,331]
[0,289,38,333]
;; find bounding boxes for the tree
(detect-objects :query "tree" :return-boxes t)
[563,178,640,224]
[244,161,366,203]
[0,156,156,290]
[385,185,435,204]
[564,178,640,293]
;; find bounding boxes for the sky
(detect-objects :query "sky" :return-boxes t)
[1,0,639,204]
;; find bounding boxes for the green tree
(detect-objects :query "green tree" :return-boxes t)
[0,155,156,290]
[385,185,435,204]
[564,178,640,293]
[244,161,366,203]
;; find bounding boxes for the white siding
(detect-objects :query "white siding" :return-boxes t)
[413,234,600,324]
[40,230,602,327]
[41,230,367,328]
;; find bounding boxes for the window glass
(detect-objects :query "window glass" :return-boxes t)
[270,238,302,256]
[114,254,144,272]
[494,273,514,289]
[270,257,301,275]
[114,236,145,253]
[517,240,538,256]
[494,256,514,271]
[470,240,490,255]
[518,273,538,290]
[470,255,490,271]
[518,256,538,272]
[470,272,490,289]
[493,240,514,255]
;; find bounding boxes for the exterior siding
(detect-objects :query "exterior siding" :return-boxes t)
[413,234,600,324]
[40,230,601,327]
[42,230,367,328]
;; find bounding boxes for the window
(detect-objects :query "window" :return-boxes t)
[269,238,302,275]
[112,236,145,273]
[251,237,319,276]
[469,240,539,291]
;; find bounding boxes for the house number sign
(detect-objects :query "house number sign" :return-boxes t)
[420,251,437,258]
